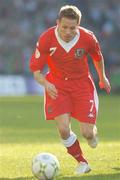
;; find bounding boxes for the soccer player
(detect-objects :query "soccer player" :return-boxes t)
[29,5,111,174]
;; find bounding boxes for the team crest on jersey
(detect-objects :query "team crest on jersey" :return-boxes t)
[75,48,85,59]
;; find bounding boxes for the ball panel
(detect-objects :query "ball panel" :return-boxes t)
[32,152,60,180]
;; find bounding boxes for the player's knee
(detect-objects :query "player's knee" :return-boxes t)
[82,130,94,140]
[58,126,70,139]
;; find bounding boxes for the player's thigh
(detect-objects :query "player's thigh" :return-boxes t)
[45,89,72,120]
[71,78,99,124]
[80,122,97,139]
[55,113,71,139]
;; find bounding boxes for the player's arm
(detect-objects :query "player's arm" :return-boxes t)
[33,70,58,99]
[29,34,58,99]
[89,33,111,93]
[93,56,111,93]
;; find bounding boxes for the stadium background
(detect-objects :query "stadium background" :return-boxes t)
[0,0,120,95]
[0,1,120,179]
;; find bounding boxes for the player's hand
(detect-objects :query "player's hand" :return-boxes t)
[44,80,58,99]
[99,77,111,93]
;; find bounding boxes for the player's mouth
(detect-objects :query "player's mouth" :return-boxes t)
[64,35,73,42]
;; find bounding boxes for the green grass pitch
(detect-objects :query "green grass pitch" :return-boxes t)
[0,95,120,180]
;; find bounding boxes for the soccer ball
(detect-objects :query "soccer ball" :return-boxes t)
[32,152,60,180]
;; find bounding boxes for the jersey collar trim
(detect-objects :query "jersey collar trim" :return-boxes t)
[55,27,80,53]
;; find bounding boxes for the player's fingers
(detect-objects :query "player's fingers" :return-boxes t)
[50,90,58,97]
[105,80,111,93]
[49,92,57,99]
[49,85,58,95]
[48,87,58,99]
[51,85,58,94]
[99,81,111,93]
[105,85,111,94]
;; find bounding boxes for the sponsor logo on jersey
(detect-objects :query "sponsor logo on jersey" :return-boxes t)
[88,113,94,118]
[75,48,85,59]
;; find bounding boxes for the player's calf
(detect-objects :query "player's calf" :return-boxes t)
[81,124,98,148]
[62,131,88,163]
[87,135,98,148]
[82,132,98,148]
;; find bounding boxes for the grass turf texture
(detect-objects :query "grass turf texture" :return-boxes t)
[0,95,120,180]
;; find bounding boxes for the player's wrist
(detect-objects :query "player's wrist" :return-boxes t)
[99,73,106,82]
[42,78,49,88]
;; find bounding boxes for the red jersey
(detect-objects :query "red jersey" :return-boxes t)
[29,26,102,79]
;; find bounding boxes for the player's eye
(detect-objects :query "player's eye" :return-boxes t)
[70,27,76,30]
[62,26,67,29]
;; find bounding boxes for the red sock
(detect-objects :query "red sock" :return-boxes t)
[67,140,88,163]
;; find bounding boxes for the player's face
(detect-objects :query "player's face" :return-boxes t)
[57,17,79,42]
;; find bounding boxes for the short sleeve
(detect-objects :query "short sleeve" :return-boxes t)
[29,33,49,72]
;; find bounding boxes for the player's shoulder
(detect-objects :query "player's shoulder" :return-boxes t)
[40,26,56,39]
[38,26,56,48]
[79,26,94,37]
[79,26,97,43]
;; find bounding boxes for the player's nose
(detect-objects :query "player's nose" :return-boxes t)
[65,29,71,35]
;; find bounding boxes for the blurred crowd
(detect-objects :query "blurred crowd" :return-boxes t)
[0,0,120,79]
